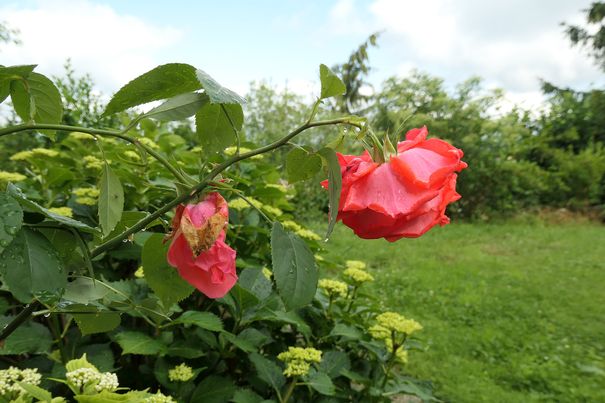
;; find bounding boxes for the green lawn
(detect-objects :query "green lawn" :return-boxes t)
[318,221,605,402]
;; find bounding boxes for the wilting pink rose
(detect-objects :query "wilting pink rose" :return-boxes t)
[322,126,467,241]
[166,192,237,298]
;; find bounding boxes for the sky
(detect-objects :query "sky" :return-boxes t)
[0,0,602,111]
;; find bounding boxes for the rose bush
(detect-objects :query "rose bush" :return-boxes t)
[0,62,447,402]
[323,126,467,241]
[166,192,237,298]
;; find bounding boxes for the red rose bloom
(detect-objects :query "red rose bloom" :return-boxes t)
[166,192,237,298]
[322,126,467,241]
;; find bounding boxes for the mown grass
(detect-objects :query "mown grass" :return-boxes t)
[318,221,605,402]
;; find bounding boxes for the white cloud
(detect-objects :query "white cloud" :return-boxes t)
[328,0,367,34]
[369,0,459,59]
[328,0,604,109]
[0,0,183,94]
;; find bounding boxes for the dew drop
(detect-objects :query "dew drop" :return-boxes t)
[43,313,51,318]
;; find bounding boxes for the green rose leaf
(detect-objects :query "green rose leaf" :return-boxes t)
[0,228,66,303]
[114,331,166,355]
[319,64,346,99]
[271,222,318,310]
[10,72,63,135]
[0,64,37,82]
[7,183,99,234]
[172,311,223,332]
[190,375,236,403]
[63,277,110,304]
[306,371,336,396]
[0,80,8,104]
[143,92,209,121]
[0,192,23,255]
[249,352,286,393]
[318,147,342,240]
[103,63,200,116]
[142,234,193,307]
[0,317,53,355]
[195,102,244,154]
[0,64,37,104]
[286,147,323,183]
[195,68,246,104]
[98,163,124,237]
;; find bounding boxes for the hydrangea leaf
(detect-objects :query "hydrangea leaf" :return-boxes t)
[190,375,236,403]
[114,331,166,355]
[249,353,286,393]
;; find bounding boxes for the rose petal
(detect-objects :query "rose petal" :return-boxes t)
[176,238,237,299]
[343,163,439,217]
